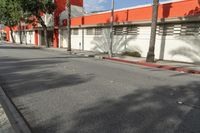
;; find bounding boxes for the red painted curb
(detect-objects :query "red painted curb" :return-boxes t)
[103,57,200,74]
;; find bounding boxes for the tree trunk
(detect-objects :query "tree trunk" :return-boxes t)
[67,0,71,51]
[37,15,49,47]
[109,0,115,57]
[146,0,159,62]
[9,26,15,43]
[19,22,22,44]
[44,26,49,48]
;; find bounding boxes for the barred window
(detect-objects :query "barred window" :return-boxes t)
[157,23,200,36]
[72,29,79,35]
[127,26,139,35]
[157,25,174,36]
[180,24,200,36]
[114,27,124,35]
[95,28,102,35]
[86,28,94,35]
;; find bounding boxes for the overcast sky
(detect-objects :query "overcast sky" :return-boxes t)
[84,0,172,12]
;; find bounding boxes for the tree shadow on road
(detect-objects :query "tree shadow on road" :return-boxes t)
[66,82,200,133]
[0,52,95,132]
[0,56,94,98]
[0,45,200,133]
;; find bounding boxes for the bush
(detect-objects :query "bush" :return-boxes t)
[122,51,141,57]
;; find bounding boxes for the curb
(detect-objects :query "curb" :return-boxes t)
[0,87,32,133]
[103,57,200,74]
[3,43,96,58]
[0,104,15,133]
[39,47,96,57]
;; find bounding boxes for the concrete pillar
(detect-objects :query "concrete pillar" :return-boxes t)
[34,30,39,46]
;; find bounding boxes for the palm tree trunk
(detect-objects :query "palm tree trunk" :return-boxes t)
[44,26,49,47]
[19,22,22,44]
[67,0,71,51]
[109,0,114,57]
[146,0,159,62]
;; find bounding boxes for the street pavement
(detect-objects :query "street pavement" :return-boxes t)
[0,43,200,133]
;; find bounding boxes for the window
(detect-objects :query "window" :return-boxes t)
[72,29,79,35]
[95,28,102,35]
[86,28,94,35]
[127,26,139,35]
[114,27,124,35]
[157,25,174,36]
[180,24,200,36]
[157,23,200,36]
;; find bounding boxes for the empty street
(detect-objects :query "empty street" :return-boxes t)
[0,44,200,133]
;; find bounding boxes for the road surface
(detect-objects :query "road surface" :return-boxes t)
[0,43,200,133]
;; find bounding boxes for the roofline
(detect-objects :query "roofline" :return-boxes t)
[84,0,184,16]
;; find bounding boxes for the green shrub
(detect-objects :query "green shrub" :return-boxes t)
[122,51,141,57]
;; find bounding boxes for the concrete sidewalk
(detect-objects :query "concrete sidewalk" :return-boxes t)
[0,85,32,133]
[38,45,200,74]
[103,56,200,74]
[42,47,98,57]
[35,45,200,73]
[0,104,14,133]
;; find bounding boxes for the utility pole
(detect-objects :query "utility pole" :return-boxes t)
[67,0,71,51]
[109,0,114,57]
[146,0,159,62]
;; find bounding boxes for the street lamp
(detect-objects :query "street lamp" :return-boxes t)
[109,0,115,57]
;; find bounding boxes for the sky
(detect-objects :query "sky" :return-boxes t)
[84,0,172,12]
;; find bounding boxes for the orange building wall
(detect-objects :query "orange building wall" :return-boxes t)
[71,0,200,26]
[53,29,59,48]
[3,0,200,46]
[53,0,83,47]
[54,0,83,26]
[35,30,39,46]
[4,27,10,42]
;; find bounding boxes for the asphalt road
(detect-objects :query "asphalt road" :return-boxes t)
[0,43,200,133]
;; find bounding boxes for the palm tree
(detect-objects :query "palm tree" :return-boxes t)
[67,0,71,51]
[109,0,115,57]
[146,0,160,62]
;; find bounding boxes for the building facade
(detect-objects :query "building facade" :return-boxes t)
[3,0,200,63]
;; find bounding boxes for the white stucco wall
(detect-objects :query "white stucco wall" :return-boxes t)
[71,29,83,50]
[156,35,200,63]
[26,31,35,45]
[59,23,200,63]
[60,29,68,48]
[11,31,35,45]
